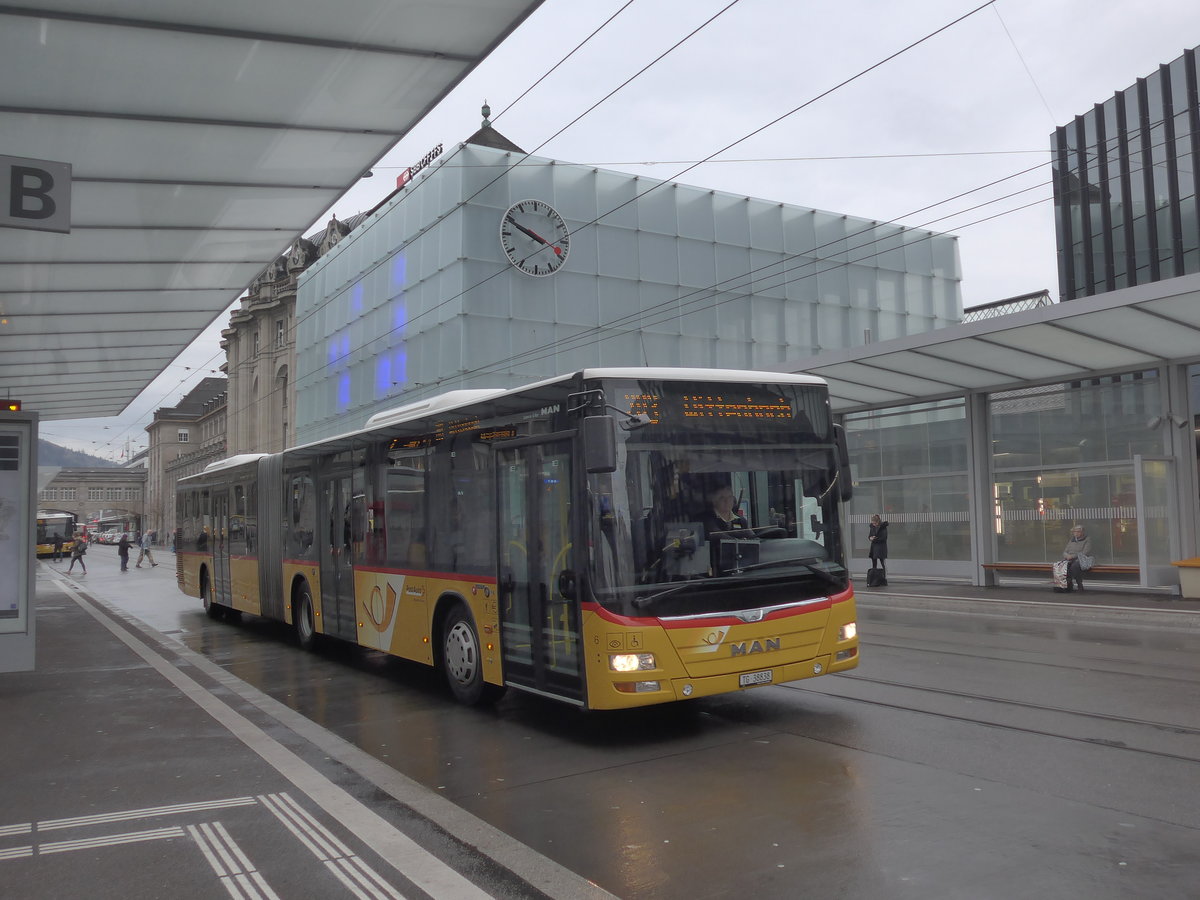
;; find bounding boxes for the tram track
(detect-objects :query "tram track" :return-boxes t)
[789,674,1200,764]
[861,636,1200,685]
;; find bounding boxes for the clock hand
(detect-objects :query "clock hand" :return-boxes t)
[506,215,562,256]
[506,215,550,244]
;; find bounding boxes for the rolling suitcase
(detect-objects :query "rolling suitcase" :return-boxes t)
[866,565,887,587]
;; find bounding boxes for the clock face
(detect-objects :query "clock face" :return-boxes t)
[500,200,570,276]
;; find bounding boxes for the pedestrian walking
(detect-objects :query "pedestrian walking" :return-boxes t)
[52,533,64,563]
[117,533,131,572]
[136,530,158,568]
[66,534,87,574]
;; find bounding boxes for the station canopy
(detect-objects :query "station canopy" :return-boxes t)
[0,0,543,420]
[787,273,1200,412]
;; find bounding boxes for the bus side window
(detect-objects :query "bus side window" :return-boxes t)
[232,484,246,555]
[197,489,211,551]
[386,466,426,569]
[288,474,315,560]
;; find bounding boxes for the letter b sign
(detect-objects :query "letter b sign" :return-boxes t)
[1,154,71,233]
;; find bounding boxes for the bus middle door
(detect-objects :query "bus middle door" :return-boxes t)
[319,471,358,641]
[212,489,232,605]
[497,436,583,703]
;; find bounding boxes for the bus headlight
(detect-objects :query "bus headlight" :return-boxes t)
[610,652,656,672]
[839,622,857,641]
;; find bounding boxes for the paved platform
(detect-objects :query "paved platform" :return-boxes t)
[4,550,613,900]
[5,550,1197,898]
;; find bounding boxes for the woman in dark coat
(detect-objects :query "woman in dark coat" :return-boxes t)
[868,514,889,575]
[117,533,131,573]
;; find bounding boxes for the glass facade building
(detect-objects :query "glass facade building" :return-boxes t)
[1052,45,1200,300]
[841,368,1181,585]
[294,142,962,442]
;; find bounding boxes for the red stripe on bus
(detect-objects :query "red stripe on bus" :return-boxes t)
[582,586,852,628]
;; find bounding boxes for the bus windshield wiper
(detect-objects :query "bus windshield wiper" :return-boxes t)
[632,582,698,607]
[731,558,845,587]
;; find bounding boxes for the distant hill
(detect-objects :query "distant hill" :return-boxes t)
[38,440,119,468]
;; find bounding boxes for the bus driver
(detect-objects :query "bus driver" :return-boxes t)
[701,484,748,540]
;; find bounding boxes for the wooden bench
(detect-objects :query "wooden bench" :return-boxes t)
[982,562,1139,576]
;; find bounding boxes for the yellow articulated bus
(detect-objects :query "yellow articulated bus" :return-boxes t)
[176,367,859,709]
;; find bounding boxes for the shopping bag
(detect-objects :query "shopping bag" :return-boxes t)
[1052,559,1069,590]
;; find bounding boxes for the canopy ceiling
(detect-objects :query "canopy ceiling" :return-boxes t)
[783,273,1200,412]
[0,0,543,420]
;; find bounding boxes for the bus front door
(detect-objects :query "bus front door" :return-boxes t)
[319,473,358,641]
[497,438,583,703]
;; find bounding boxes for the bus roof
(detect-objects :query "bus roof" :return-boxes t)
[364,389,508,429]
[275,367,830,459]
[201,453,269,474]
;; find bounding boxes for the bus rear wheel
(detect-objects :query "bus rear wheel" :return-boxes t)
[442,606,503,705]
[202,574,221,620]
[295,582,317,651]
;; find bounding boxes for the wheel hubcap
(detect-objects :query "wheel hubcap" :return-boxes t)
[445,621,477,683]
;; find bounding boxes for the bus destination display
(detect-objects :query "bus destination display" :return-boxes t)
[625,389,794,425]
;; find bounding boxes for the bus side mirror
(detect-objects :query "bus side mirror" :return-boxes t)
[583,416,617,473]
[834,424,853,502]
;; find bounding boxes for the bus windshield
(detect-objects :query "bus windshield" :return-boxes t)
[588,430,848,618]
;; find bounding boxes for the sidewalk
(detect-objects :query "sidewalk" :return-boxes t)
[852,571,1200,628]
[3,549,613,900]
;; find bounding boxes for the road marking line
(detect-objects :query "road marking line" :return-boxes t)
[0,846,34,860]
[198,821,243,877]
[39,826,185,854]
[59,581,492,900]
[343,854,407,900]
[188,822,281,900]
[262,792,352,858]
[260,793,404,900]
[38,796,258,831]
[0,824,32,837]
[189,824,232,878]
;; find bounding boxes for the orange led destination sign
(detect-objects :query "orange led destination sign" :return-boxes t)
[624,390,794,424]
[681,393,793,419]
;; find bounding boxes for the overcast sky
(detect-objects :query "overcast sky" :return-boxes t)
[41,0,1200,456]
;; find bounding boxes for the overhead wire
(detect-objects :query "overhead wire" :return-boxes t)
[285,0,1002,401]
[106,0,1161,449]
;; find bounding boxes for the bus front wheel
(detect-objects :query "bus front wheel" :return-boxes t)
[442,606,503,706]
[295,582,317,651]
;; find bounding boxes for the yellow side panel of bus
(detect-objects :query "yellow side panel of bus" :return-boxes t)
[229,558,262,616]
[354,569,429,663]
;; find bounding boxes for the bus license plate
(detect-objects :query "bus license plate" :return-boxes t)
[739,669,773,687]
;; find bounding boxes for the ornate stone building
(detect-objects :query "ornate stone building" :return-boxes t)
[222,214,367,455]
[146,378,227,538]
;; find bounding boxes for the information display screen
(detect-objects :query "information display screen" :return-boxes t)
[621,383,817,430]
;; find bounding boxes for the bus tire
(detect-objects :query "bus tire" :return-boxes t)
[441,605,502,705]
[201,572,222,620]
[295,581,317,651]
